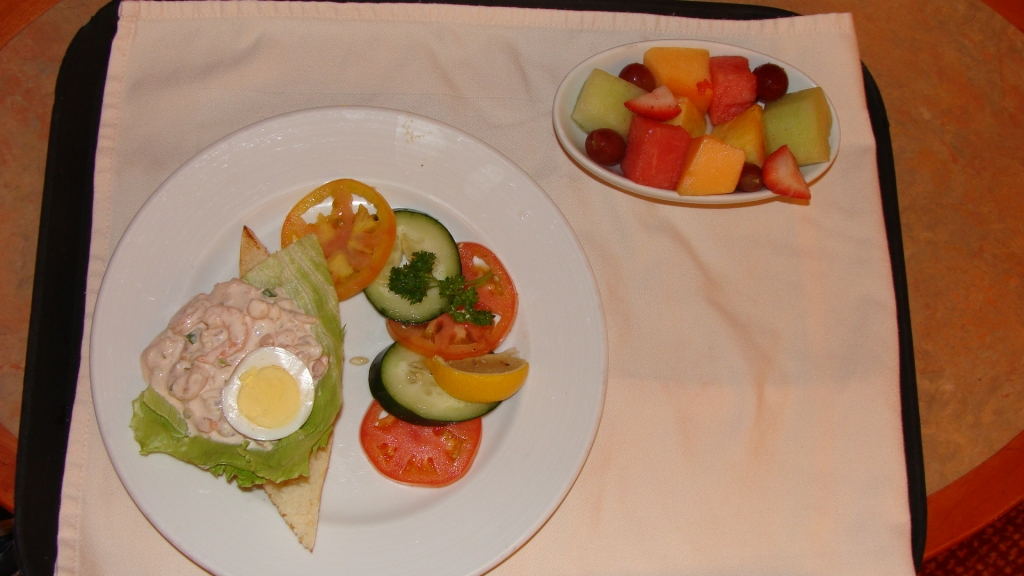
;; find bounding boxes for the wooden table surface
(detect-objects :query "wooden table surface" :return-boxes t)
[2,0,1023,560]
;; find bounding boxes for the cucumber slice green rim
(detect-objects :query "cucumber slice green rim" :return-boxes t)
[368,342,499,425]
[363,210,462,324]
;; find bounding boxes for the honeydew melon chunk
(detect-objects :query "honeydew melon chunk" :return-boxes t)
[763,87,832,166]
[571,68,647,138]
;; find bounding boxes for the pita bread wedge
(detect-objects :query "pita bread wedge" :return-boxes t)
[241,226,336,551]
[264,438,333,550]
[130,227,341,553]
[240,225,271,277]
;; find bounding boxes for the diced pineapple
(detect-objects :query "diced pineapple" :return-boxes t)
[312,214,337,244]
[643,48,713,114]
[327,252,355,282]
[665,96,707,139]
[676,135,746,196]
[571,69,647,138]
[763,87,832,166]
[710,104,766,166]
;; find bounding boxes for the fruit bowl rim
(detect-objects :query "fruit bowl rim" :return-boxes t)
[552,39,841,206]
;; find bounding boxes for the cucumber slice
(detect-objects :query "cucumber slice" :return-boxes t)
[363,210,461,323]
[369,342,499,425]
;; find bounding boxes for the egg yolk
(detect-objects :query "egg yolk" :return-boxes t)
[236,365,301,429]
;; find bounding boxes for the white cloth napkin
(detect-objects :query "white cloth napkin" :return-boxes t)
[55,2,914,574]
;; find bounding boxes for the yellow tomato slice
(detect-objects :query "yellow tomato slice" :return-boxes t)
[282,179,397,301]
[423,350,529,403]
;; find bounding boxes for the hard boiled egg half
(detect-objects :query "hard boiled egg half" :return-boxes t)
[222,347,315,441]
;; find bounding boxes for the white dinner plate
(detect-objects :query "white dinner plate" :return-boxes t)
[552,40,841,205]
[91,107,607,576]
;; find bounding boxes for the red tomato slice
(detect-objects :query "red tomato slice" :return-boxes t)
[387,242,518,360]
[281,179,396,302]
[359,400,481,487]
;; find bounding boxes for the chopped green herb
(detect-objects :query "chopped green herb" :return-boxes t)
[387,251,495,326]
[262,288,277,298]
[388,251,436,304]
[185,331,197,345]
[448,306,494,326]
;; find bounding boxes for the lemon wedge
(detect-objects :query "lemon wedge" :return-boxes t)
[424,350,529,403]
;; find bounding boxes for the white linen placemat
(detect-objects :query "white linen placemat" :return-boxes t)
[56,2,914,574]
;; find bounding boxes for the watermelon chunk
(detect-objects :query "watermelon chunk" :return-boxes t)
[620,116,692,190]
[708,56,757,126]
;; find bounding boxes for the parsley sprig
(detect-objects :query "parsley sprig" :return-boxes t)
[388,251,495,326]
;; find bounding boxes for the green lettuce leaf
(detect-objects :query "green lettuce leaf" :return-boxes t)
[129,234,344,487]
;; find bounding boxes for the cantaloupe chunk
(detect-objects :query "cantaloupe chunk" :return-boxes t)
[676,135,746,196]
[710,104,766,166]
[664,96,707,139]
[643,47,713,114]
[763,86,832,166]
[571,68,647,138]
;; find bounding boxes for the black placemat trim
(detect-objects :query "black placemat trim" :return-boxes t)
[15,1,119,574]
[862,63,926,572]
[411,0,795,19]
[16,1,924,573]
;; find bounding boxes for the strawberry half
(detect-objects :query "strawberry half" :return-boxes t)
[624,86,681,121]
[762,145,811,200]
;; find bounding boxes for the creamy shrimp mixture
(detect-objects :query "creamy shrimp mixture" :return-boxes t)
[140,279,328,445]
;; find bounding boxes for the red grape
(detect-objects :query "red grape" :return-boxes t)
[619,63,656,92]
[585,129,627,166]
[753,63,789,102]
[736,163,764,192]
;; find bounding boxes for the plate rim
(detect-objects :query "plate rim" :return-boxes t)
[90,105,609,575]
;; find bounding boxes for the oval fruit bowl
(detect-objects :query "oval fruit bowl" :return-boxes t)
[552,40,840,205]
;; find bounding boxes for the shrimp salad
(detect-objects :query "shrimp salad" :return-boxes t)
[140,279,329,445]
[130,234,343,488]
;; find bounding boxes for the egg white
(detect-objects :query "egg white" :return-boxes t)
[221,347,315,441]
